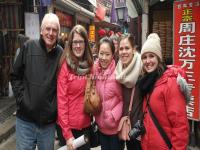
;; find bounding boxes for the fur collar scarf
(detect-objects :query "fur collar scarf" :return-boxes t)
[66,54,90,75]
[115,52,142,88]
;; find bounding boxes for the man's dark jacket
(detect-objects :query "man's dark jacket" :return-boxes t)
[10,38,63,126]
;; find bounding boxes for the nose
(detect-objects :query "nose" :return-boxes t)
[120,48,126,54]
[77,43,81,46]
[146,57,151,63]
[101,54,106,60]
[49,29,53,35]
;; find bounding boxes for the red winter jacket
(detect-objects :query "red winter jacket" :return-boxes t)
[141,66,189,150]
[57,62,90,140]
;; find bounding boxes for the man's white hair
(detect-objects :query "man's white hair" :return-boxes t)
[41,13,60,34]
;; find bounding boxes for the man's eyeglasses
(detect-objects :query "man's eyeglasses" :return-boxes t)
[72,40,85,45]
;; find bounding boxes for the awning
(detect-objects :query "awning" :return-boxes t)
[94,20,120,30]
[55,0,95,19]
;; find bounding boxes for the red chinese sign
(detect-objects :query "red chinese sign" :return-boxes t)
[174,0,200,120]
[55,10,73,28]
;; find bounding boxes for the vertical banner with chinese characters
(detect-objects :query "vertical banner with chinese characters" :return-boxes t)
[173,0,200,120]
[89,25,95,42]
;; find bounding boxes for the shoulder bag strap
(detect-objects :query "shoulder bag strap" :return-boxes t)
[148,104,172,149]
[128,87,135,116]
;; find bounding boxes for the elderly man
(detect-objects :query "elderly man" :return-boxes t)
[10,13,63,150]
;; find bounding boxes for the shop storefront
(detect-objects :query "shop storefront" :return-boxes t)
[0,0,24,97]
[55,9,73,36]
[53,0,94,31]
[149,1,173,65]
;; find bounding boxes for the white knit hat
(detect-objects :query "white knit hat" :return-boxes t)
[141,33,162,61]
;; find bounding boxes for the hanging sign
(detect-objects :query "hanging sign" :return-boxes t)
[55,10,73,28]
[89,25,95,42]
[25,12,40,39]
[173,0,200,120]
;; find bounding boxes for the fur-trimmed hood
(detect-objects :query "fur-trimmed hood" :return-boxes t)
[155,65,191,103]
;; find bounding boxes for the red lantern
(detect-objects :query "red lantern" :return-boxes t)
[98,29,106,37]
[116,31,122,37]
[108,30,114,37]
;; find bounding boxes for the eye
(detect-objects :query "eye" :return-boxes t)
[52,28,58,33]
[142,55,147,60]
[125,46,130,50]
[46,27,50,31]
[149,54,155,58]
[119,47,123,51]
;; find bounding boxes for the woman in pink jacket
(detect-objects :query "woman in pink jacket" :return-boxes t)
[130,33,189,150]
[94,37,123,150]
[57,25,93,150]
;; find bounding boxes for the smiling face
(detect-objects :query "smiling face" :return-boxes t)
[41,20,59,49]
[119,38,135,68]
[141,52,159,73]
[98,42,113,69]
[72,33,85,58]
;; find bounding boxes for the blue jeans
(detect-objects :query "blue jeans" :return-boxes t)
[16,117,55,150]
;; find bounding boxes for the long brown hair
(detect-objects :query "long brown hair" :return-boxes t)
[59,25,93,70]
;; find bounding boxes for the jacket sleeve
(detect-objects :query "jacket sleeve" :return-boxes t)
[57,62,73,140]
[165,78,189,150]
[10,45,25,104]
[111,82,123,122]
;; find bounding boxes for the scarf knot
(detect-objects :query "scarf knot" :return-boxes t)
[66,54,90,75]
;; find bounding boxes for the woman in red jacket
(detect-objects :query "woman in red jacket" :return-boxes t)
[130,33,190,150]
[57,25,93,150]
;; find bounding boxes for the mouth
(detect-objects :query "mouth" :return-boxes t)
[47,37,54,42]
[75,49,82,54]
[145,65,154,71]
[100,60,107,65]
[121,56,128,61]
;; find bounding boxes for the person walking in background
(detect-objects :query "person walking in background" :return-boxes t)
[10,13,63,150]
[57,25,93,150]
[91,43,98,61]
[58,33,68,49]
[110,34,119,63]
[115,34,142,150]
[131,33,189,150]
[14,34,30,62]
[94,37,123,150]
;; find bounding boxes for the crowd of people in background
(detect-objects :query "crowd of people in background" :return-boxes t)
[11,12,190,150]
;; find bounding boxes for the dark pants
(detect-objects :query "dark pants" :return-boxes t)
[71,127,90,150]
[99,131,124,150]
[56,124,66,146]
[126,139,142,150]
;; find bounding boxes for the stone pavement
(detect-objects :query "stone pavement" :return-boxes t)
[0,134,199,150]
[0,134,102,150]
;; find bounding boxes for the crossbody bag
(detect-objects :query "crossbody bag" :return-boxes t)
[146,95,172,149]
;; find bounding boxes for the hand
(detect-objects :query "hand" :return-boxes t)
[66,137,75,150]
